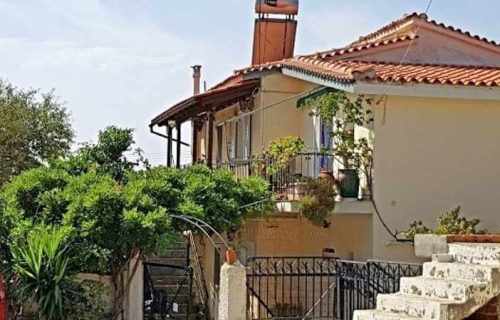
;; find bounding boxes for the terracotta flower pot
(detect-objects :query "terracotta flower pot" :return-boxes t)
[225,248,238,265]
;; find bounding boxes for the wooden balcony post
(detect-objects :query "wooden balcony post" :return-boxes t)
[191,118,200,164]
[167,126,173,167]
[207,112,214,168]
[176,122,182,168]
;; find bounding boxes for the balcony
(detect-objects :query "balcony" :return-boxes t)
[217,152,373,215]
[217,152,336,198]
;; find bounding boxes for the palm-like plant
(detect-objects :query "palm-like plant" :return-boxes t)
[11,226,73,320]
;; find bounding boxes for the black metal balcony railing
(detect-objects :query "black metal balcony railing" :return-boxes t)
[217,153,336,198]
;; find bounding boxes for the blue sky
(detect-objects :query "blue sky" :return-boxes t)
[1,0,499,164]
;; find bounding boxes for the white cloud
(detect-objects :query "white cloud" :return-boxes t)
[0,0,202,165]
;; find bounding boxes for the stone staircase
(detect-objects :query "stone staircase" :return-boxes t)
[354,243,500,320]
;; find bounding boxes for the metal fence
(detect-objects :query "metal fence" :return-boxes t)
[246,257,422,320]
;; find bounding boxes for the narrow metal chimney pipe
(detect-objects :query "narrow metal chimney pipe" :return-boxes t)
[191,65,202,95]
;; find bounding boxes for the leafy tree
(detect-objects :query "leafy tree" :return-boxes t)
[0,80,73,186]
[1,126,270,319]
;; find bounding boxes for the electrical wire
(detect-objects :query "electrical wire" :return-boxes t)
[398,0,435,66]
[370,0,435,242]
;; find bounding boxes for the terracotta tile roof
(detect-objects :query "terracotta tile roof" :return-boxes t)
[150,77,259,125]
[354,61,500,86]
[313,34,418,59]
[237,59,500,87]
[353,12,499,48]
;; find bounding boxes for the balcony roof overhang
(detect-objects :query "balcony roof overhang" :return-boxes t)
[150,79,260,127]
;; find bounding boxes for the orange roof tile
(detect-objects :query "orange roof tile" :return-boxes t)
[314,34,418,59]
[238,59,500,87]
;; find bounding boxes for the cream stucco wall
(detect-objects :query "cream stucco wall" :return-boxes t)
[251,73,319,154]
[372,96,500,261]
[236,214,373,261]
[198,73,320,164]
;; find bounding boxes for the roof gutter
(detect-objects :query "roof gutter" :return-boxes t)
[149,125,190,147]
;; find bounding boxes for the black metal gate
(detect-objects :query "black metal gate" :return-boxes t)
[246,257,422,320]
[143,262,193,320]
[247,257,337,320]
[143,239,196,320]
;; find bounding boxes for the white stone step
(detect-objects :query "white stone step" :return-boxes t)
[399,276,486,302]
[353,309,423,320]
[423,262,500,283]
[449,243,500,266]
[376,293,478,320]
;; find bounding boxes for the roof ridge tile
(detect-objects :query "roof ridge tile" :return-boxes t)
[353,12,499,48]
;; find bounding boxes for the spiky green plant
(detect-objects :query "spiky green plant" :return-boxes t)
[11,226,73,320]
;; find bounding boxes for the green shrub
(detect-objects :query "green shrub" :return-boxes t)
[401,221,432,241]
[435,206,484,235]
[66,280,111,320]
[299,178,336,227]
[402,206,485,240]
[262,136,305,174]
[11,225,74,320]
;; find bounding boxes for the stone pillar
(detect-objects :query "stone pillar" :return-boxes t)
[467,296,500,320]
[218,262,247,320]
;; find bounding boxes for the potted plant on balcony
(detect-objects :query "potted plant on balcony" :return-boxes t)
[332,123,373,198]
[259,136,305,200]
[300,90,376,199]
[299,177,336,228]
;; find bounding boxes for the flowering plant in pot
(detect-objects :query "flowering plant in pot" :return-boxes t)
[257,136,306,200]
[261,136,305,175]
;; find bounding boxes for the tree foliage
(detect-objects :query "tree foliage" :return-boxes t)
[0,126,270,318]
[0,80,73,186]
[261,136,305,174]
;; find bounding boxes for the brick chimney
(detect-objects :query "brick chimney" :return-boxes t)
[252,0,299,65]
[191,65,201,95]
